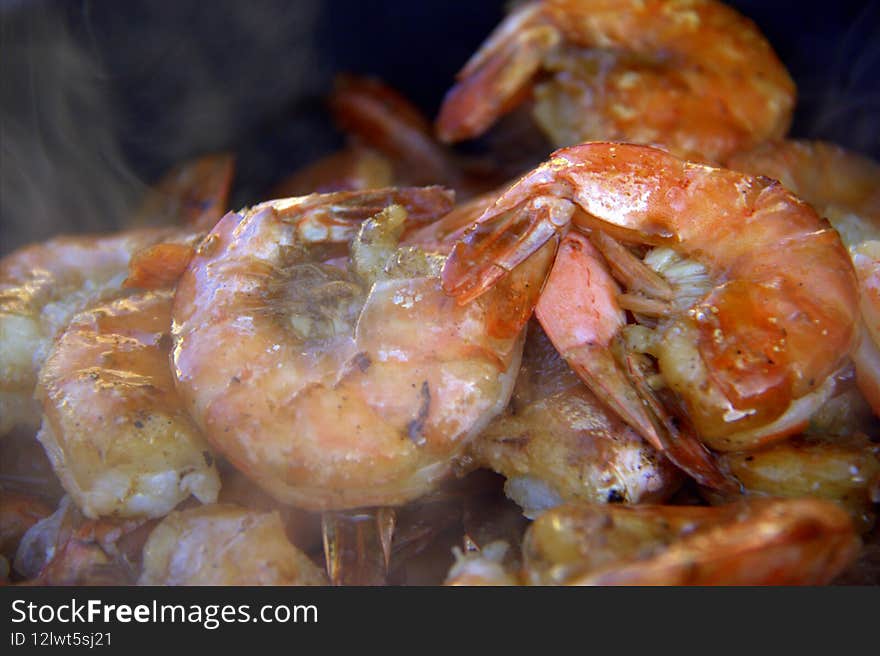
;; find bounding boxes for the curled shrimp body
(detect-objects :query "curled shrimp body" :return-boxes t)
[436,0,795,163]
[442,143,859,477]
[522,498,860,585]
[727,140,880,415]
[35,289,220,519]
[139,504,326,586]
[172,188,529,511]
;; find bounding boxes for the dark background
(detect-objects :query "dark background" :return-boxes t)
[2,0,878,254]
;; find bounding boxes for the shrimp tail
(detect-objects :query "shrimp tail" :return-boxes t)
[534,230,734,490]
[442,195,574,304]
[132,152,235,231]
[626,354,737,492]
[331,75,461,188]
[435,2,559,143]
[124,241,198,290]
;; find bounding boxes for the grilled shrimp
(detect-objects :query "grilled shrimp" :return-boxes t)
[130,152,234,231]
[436,0,795,163]
[0,153,234,436]
[442,143,859,487]
[34,289,220,519]
[469,322,682,516]
[706,434,880,533]
[139,504,326,586]
[270,147,395,198]
[727,140,880,414]
[172,188,535,511]
[271,75,505,200]
[522,498,860,585]
[0,228,174,435]
[330,75,469,190]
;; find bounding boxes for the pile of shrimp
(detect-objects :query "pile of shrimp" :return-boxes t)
[2,0,879,587]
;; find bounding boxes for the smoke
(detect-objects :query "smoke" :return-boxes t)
[1,2,143,255]
[799,1,880,156]
[0,0,325,255]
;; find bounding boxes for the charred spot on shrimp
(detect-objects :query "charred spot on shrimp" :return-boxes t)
[406,381,431,446]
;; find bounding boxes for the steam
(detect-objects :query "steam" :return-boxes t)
[0,1,325,256]
[1,3,143,255]
[799,1,880,157]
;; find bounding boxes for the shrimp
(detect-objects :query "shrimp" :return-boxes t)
[522,498,860,585]
[0,227,175,435]
[470,321,682,517]
[0,153,234,436]
[35,289,220,519]
[330,75,468,190]
[138,504,326,586]
[705,434,880,533]
[726,140,880,415]
[171,187,534,511]
[270,147,395,198]
[435,0,795,164]
[130,152,235,231]
[442,143,859,485]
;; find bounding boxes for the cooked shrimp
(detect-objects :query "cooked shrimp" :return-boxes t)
[270,147,395,198]
[0,227,174,435]
[403,191,500,253]
[470,322,682,516]
[436,0,795,163]
[522,498,860,585]
[331,75,468,190]
[727,140,880,414]
[172,187,533,511]
[442,143,859,484]
[130,152,235,231]
[138,504,326,586]
[35,289,220,519]
[706,434,880,532]
[0,153,234,437]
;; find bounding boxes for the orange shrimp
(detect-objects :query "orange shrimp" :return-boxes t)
[130,152,235,231]
[171,188,535,511]
[0,227,175,435]
[35,289,220,519]
[705,434,880,533]
[436,0,795,163]
[442,143,859,487]
[727,140,880,415]
[139,505,326,586]
[0,153,234,436]
[522,498,860,585]
[331,75,468,190]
